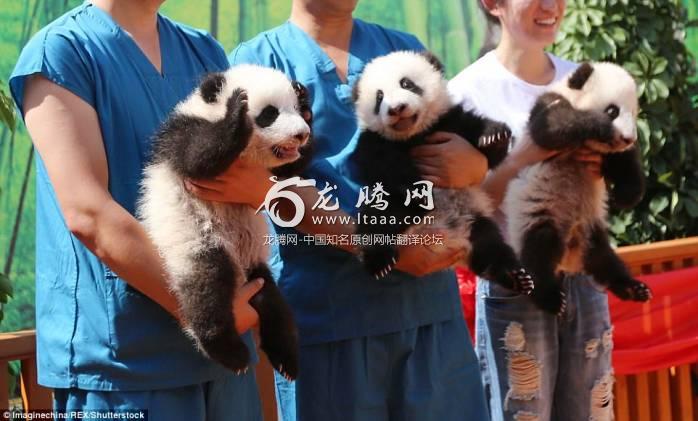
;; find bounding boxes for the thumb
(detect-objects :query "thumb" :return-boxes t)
[238,278,265,302]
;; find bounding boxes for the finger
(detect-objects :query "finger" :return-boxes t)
[425,131,455,143]
[410,144,442,158]
[413,162,442,176]
[237,278,265,301]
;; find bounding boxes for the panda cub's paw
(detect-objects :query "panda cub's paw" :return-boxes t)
[226,88,252,129]
[608,278,653,302]
[360,245,399,280]
[477,122,512,168]
[510,268,535,296]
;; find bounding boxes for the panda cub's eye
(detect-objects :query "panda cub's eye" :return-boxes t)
[256,105,280,128]
[399,77,423,95]
[605,104,620,120]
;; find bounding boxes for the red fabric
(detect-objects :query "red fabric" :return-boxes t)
[456,266,698,375]
[456,267,477,343]
[610,266,698,374]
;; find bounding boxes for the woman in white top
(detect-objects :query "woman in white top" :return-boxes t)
[449,1,615,420]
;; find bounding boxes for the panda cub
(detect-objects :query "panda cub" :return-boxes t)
[138,65,313,379]
[350,51,533,294]
[505,62,652,316]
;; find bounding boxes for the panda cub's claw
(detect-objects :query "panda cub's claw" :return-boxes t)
[361,246,399,280]
[609,279,652,302]
[511,268,535,295]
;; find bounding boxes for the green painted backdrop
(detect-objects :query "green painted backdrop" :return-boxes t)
[1,0,697,332]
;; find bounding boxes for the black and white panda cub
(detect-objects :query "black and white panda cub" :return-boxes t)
[138,65,313,379]
[350,50,533,294]
[505,62,652,316]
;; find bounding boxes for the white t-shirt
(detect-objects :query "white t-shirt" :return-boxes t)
[448,51,578,143]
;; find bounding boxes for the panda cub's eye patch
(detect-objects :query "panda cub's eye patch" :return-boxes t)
[400,77,423,96]
[256,105,280,128]
[374,90,384,115]
[605,104,620,119]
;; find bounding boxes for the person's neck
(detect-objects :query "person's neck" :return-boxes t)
[289,4,353,50]
[92,0,159,39]
[495,33,555,86]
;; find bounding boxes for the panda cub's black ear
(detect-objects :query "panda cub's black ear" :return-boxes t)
[419,51,445,75]
[292,81,313,124]
[199,72,226,104]
[351,80,361,103]
[568,62,594,90]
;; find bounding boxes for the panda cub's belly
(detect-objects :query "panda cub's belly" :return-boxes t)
[211,203,269,270]
[506,159,608,273]
[407,187,493,260]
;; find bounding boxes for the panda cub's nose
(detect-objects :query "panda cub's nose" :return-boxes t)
[294,130,310,145]
[388,103,407,116]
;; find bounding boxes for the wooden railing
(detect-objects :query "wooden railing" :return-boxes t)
[2,237,697,420]
[614,237,698,421]
[0,330,51,412]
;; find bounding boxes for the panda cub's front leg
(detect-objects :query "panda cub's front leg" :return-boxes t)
[176,245,251,372]
[476,120,512,169]
[246,263,299,380]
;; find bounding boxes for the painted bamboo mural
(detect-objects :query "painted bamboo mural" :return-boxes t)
[0,0,697,333]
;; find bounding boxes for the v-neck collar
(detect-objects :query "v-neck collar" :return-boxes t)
[285,20,364,86]
[86,3,168,78]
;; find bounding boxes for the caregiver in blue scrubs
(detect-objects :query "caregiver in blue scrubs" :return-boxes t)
[10,1,266,419]
[209,0,490,419]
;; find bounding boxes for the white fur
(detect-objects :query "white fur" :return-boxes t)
[505,62,638,273]
[354,51,452,140]
[139,65,306,295]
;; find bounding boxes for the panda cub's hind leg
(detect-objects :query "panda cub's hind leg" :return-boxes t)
[468,215,534,295]
[520,220,568,316]
[247,263,299,380]
[178,246,250,372]
[583,223,652,302]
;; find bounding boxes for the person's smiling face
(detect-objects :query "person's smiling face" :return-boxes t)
[494,0,566,48]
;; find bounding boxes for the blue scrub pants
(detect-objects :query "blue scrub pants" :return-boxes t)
[53,370,262,421]
[476,274,614,421]
[294,317,488,421]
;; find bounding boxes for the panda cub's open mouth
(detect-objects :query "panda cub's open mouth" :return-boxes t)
[272,142,301,160]
[390,113,419,132]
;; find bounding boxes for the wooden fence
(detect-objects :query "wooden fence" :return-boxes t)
[1,237,697,420]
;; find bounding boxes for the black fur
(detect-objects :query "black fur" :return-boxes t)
[351,107,531,293]
[200,73,226,104]
[528,92,615,151]
[568,62,594,90]
[520,221,568,315]
[152,88,252,179]
[583,223,651,301]
[602,146,646,209]
[178,246,250,371]
[419,50,445,75]
[256,105,280,128]
[247,263,300,378]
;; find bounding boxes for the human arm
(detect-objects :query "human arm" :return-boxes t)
[23,75,260,333]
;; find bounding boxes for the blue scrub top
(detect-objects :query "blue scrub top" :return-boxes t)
[10,3,254,391]
[230,21,462,346]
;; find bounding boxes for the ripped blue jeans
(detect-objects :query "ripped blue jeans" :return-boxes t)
[476,274,614,421]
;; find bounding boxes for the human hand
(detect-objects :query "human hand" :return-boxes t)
[233,278,264,334]
[394,232,464,277]
[185,159,274,208]
[507,134,559,170]
[574,146,603,178]
[411,131,488,188]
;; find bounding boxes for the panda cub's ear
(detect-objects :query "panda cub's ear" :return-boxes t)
[419,51,445,75]
[568,62,594,90]
[292,81,313,124]
[200,72,226,104]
